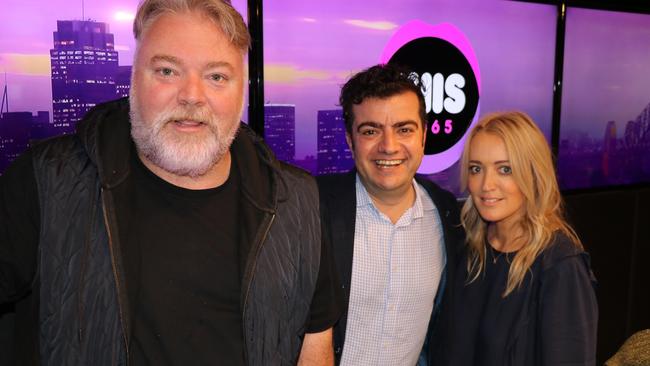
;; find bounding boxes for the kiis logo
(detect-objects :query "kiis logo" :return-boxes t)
[381,21,481,174]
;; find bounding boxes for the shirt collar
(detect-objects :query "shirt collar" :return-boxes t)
[355,174,374,208]
[355,174,433,221]
[414,180,436,215]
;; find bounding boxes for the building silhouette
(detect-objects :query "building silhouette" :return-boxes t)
[50,20,118,134]
[264,104,295,163]
[558,98,650,189]
[0,111,49,173]
[317,109,353,174]
[624,120,642,149]
[293,155,317,175]
[602,120,617,178]
[30,111,52,141]
[632,100,650,148]
[116,65,132,98]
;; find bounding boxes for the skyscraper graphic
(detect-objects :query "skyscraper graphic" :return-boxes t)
[292,155,317,175]
[317,109,353,174]
[50,20,118,134]
[0,112,30,172]
[624,119,642,149]
[116,65,132,98]
[30,111,52,141]
[601,120,617,178]
[1,80,8,116]
[264,104,295,163]
[633,100,650,148]
[0,80,51,174]
[0,111,48,173]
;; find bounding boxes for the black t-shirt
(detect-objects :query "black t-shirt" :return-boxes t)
[450,245,528,366]
[126,151,245,366]
[125,150,343,365]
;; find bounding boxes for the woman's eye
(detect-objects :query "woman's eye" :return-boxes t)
[499,166,512,174]
[469,165,481,174]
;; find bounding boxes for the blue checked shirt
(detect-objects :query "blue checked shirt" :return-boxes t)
[340,175,446,366]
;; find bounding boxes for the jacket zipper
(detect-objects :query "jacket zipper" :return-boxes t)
[241,212,276,365]
[101,188,130,365]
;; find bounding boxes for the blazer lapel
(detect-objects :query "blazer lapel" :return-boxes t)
[330,173,357,301]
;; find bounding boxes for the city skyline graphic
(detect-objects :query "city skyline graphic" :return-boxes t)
[1,1,649,191]
[0,16,358,177]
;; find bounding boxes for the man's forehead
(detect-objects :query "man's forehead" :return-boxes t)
[352,101,421,123]
[136,11,239,50]
[133,12,245,68]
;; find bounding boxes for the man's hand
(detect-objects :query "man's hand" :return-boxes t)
[297,327,334,366]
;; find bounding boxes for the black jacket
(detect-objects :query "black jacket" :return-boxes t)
[317,172,464,365]
[0,98,322,365]
[449,232,598,366]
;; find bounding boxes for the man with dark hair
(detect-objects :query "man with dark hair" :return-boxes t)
[339,64,428,136]
[0,0,340,365]
[318,64,463,365]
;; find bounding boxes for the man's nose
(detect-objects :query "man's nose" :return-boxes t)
[178,73,206,106]
[378,131,398,154]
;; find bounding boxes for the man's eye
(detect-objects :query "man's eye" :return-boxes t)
[360,130,376,136]
[469,165,481,174]
[156,68,174,76]
[499,166,512,174]
[399,127,413,134]
[211,74,226,82]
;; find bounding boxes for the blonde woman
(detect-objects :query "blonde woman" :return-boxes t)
[449,111,598,365]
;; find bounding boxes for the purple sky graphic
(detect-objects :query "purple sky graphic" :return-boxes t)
[3,0,648,160]
[561,7,650,139]
[1,0,558,160]
[263,0,558,158]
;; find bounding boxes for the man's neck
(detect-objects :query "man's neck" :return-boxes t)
[366,184,416,225]
[138,152,232,190]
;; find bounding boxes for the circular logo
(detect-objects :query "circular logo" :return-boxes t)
[390,38,479,155]
[380,21,481,174]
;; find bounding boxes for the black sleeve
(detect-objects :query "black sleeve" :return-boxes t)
[305,207,344,333]
[539,254,598,365]
[0,151,40,304]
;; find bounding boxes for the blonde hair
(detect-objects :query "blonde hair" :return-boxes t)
[133,0,250,53]
[460,111,581,296]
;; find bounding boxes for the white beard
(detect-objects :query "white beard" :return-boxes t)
[129,91,240,178]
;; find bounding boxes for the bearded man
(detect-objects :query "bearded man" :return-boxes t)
[0,1,340,365]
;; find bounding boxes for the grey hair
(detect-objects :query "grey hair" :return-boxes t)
[133,0,250,53]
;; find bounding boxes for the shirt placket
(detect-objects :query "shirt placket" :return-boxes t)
[380,223,402,363]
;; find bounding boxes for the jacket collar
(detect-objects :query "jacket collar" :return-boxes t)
[76,97,132,189]
[230,122,279,214]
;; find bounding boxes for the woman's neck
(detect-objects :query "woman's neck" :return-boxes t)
[487,221,523,253]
